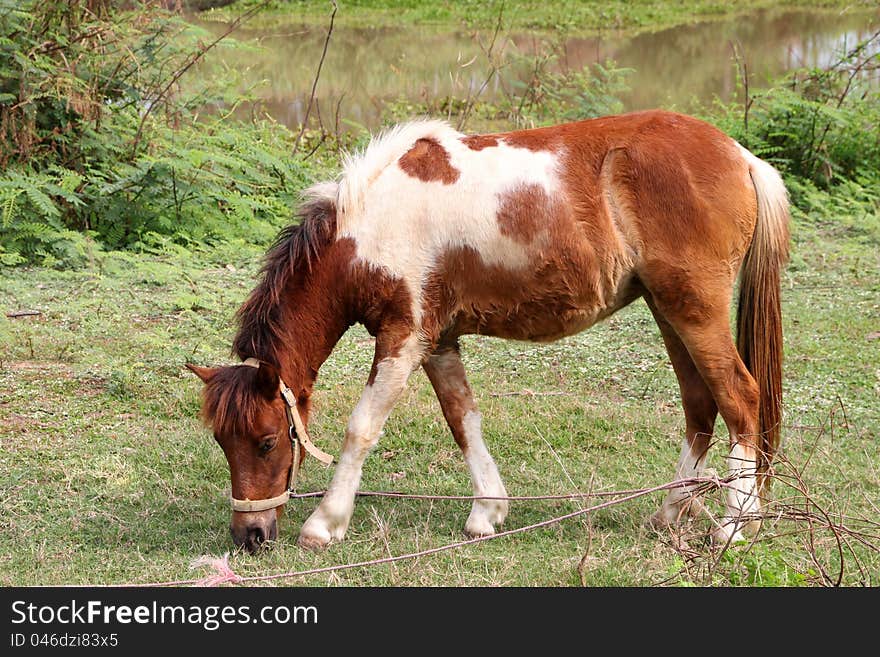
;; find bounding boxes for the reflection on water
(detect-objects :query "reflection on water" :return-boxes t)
[589,8,880,111]
[196,7,879,130]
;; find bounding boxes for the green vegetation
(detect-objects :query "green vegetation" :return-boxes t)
[0,1,315,266]
[1,1,878,586]
[218,0,876,33]
[711,40,880,190]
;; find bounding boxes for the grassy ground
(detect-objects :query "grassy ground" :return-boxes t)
[214,0,877,33]
[1,180,877,586]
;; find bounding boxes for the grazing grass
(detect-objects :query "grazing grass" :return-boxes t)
[1,183,877,587]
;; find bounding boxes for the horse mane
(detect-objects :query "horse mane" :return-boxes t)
[232,182,339,365]
[199,365,263,437]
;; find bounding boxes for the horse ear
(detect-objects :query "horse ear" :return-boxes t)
[254,361,280,399]
[185,363,217,383]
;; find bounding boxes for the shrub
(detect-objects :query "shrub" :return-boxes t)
[711,34,880,189]
[0,0,313,266]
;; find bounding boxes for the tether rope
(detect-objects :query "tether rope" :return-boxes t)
[100,475,738,587]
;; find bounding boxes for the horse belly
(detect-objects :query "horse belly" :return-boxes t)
[445,254,639,342]
[469,304,602,342]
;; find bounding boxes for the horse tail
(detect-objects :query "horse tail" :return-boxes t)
[735,145,790,496]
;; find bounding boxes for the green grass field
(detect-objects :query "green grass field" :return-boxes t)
[2,184,877,586]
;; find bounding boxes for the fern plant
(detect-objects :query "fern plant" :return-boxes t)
[712,33,880,189]
[0,0,315,267]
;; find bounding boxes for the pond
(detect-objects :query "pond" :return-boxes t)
[195,7,879,131]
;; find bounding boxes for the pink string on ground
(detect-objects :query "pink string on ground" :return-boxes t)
[190,553,242,587]
[106,476,737,588]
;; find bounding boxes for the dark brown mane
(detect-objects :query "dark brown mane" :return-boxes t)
[199,366,264,437]
[232,193,337,365]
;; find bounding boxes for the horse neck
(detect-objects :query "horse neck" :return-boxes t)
[282,261,353,415]
[239,241,355,419]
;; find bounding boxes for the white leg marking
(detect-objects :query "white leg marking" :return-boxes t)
[652,437,708,527]
[713,440,761,544]
[298,338,423,549]
[460,410,508,537]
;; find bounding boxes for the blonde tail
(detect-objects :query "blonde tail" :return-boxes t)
[736,145,790,496]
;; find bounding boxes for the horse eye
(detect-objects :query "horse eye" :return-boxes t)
[258,435,277,454]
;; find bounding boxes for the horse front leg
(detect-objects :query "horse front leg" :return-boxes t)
[298,333,425,550]
[423,342,508,536]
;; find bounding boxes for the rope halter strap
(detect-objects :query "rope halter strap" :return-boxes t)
[229,358,334,513]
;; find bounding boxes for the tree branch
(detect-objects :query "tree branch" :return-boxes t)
[293,1,337,156]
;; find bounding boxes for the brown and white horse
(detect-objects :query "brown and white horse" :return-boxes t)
[187,110,789,553]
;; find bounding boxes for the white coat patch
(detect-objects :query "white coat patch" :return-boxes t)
[330,121,563,321]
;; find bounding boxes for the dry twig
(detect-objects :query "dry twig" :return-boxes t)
[293,1,338,156]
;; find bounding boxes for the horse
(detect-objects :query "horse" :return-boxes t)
[186,110,789,554]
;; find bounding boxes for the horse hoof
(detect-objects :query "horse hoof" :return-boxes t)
[646,512,668,531]
[646,505,681,531]
[741,518,762,536]
[711,525,747,546]
[297,531,332,551]
[464,518,497,538]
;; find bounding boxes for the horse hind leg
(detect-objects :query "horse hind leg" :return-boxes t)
[645,298,717,530]
[645,281,763,544]
[423,342,508,536]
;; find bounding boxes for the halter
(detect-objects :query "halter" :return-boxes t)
[230,358,334,513]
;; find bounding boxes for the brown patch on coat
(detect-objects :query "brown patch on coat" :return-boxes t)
[460,134,499,151]
[496,183,561,244]
[421,239,640,347]
[501,131,559,152]
[359,275,415,387]
[398,138,460,184]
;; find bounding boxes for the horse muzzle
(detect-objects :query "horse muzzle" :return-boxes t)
[231,510,278,553]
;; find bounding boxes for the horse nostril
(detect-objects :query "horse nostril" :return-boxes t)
[231,517,277,554]
[245,526,267,552]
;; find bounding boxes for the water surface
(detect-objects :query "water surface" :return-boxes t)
[197,7,879,130]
